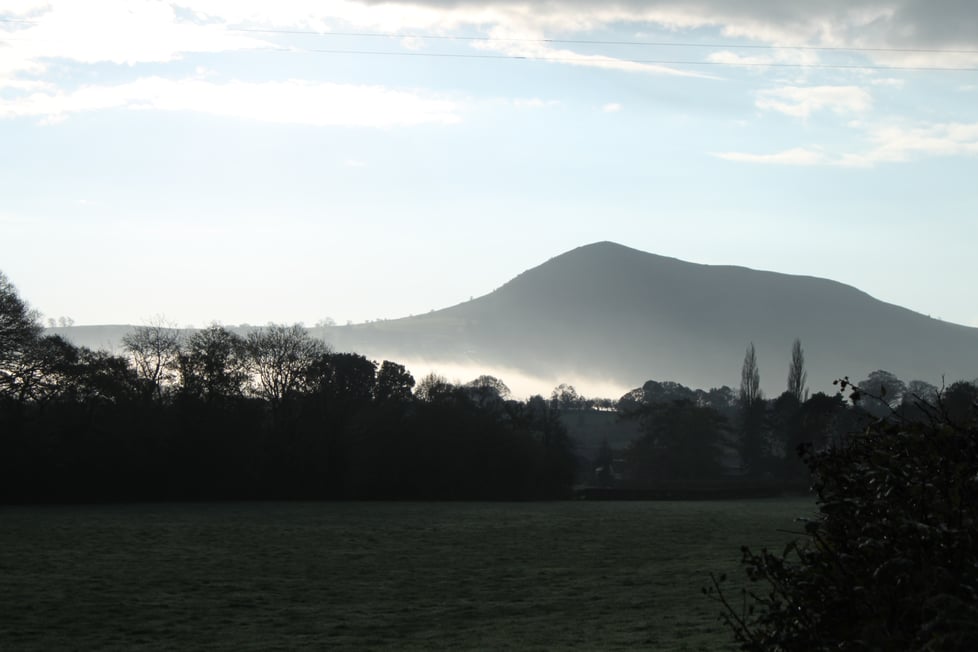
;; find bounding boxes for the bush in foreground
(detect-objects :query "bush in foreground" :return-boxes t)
[708,380,978,650]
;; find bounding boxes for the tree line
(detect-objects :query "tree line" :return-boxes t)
[0,273,575,502]
[606,340,978,493]
[4,270,978,503]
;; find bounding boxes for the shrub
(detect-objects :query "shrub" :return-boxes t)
[707,379,978,650]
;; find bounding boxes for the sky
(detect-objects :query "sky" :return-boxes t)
[2,0,978,332]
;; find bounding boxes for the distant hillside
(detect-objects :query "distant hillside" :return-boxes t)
[324,242,978,394]
[52,242,978,396]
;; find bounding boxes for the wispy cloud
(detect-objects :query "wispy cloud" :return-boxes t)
[755,85,873,118]
[715,120,978,167]
[840,121,978,166]
[512,98,560,109]
[870,77,906,88]
[602,102,622,113]
[713,147,828,166]
[0,77,462,127]
[0,0,265,76]
[471,25,716,79]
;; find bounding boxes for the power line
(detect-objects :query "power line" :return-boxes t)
[3,16,977,71]
[4,16,978,55]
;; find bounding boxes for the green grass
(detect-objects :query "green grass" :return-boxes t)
[0,499,814,650]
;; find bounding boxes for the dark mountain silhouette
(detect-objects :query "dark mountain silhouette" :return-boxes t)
[324,242,978,394]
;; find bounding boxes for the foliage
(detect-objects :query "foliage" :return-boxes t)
[856,369,907,417]
[625,399,728,486]
[121,319,182,402]
[0,271,43,401]
[178,325,249,404]
[740,342,762,408]
[786,339,807,402]
[707,380,978,650]
[0,275,578,502]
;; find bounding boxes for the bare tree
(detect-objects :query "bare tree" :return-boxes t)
[245,324,328,414]
[740,342,762,408]
[415,372,451,402]
[787,338,808,401]
[122,317,182,402]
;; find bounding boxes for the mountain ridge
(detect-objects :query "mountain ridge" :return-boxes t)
[326,241,978,394]
[51,242,978,397]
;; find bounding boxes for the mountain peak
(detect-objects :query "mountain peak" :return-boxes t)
[329,242,978,395]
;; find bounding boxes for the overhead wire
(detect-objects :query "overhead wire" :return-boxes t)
[3,16,978,72]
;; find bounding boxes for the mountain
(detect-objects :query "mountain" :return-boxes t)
[324,242,978,395]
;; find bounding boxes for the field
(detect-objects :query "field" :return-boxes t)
[0,499,814,650]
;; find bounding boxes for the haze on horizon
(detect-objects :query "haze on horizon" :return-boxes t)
[2,1,977,330]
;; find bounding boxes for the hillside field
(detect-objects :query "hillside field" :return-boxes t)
[1,499,814,650]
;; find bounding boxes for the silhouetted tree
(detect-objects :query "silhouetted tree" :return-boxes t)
[69,347,139,406]
[626,400,727,486]
[0,271,43,403]
[415,372,451,403]
[941,380,978,426]
[465,375,510,410]
[245,323,326,420]
[700,385,739,422]
[618,380,698,418]
[551,383,582,411]
[856,369,906,418]
[897,379,940,422]
[739,343,766,475]
[178,325,248,404]
[122,319,182,403]
[307,352,376,407]
[374,360,415,403]
[8,334,78,406]
[905,379,939,404]
[739,342,762,408]
[786,338,807,401]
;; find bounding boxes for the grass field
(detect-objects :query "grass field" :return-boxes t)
[0,499,814,650]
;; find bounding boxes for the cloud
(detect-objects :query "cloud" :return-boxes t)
[0,0,49,16]
[715,120,978,167]
[512,98,560,108]
[0,77,462,127]
[870,77,905,88]
[292,1,978,66]
[755,85,873,118]
[713,147,828,165]
[5,0,975,100]
[469,25,715,78]
[0,0,265,75]
[707,48,821,70]
[4,0,976,123]
[839,121,978,166]
[602,102,622,112]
